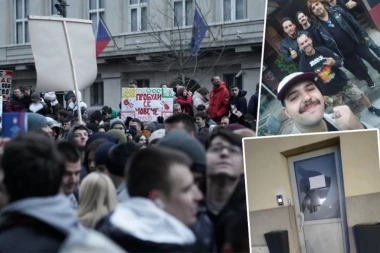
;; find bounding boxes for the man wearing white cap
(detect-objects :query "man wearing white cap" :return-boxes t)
[277,72,373,134]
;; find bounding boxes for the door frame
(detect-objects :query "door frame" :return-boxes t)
[287,146,350,253]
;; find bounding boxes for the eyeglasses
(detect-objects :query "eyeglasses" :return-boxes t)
[326,20,334,28]
[208,145,241,155]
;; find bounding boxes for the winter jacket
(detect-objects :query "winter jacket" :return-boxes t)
[209,84,229,123]
[229,90,248,124]
[176,95,193,116]
[28,102,48,116]
[192,91,209,113]
[312,6,368,56]
[5,94,25,112]
[280,35,302,65]
[0,195,124,253]
[96,197,196,252]
[248,87,259,119]
[190,203,216,252]
[207,175,249,252]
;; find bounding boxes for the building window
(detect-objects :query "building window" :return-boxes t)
[89,0,105,33]
[223,0,246,21]
[174,0,194,27]
[15,0,29,44]
[137,79,150,88]
[129,0,147,32]
[90,82,104,106]
[51,0,58,15]
[223,73,242,90]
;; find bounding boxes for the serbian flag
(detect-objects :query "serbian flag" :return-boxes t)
[96,18,112,58]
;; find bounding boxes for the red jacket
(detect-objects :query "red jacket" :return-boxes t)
[176,95,193,116]
[209,82,230,122]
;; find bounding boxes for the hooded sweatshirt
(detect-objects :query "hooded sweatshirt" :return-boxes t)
[68,91,87,111]
[0,195,125,253]
[96,197,196,252]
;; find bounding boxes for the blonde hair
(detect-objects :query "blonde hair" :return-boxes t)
[77,172,117,228]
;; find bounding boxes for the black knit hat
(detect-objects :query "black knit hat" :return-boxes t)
[157,129,206,174]
[106,142,139,177]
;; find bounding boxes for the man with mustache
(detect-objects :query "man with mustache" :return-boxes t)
[297,32,380,116]
[278,72,373,134]
[308,0,380,88]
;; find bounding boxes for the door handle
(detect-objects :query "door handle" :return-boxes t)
[297,212,304,230]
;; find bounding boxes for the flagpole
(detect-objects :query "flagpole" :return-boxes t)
[194,0,216,41]
[99,16,121,51]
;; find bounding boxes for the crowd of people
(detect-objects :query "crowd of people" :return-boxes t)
[0,76,259,252]
[277,0,380,134]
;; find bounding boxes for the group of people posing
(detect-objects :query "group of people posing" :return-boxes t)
[277,0,380,134]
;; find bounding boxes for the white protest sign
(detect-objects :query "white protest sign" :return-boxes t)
[121,88,174,122]
[0,70,13,102]
[28,16,97,93]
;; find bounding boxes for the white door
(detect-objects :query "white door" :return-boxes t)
[288,146,349,253]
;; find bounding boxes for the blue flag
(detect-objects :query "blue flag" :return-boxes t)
[189,7,207,56]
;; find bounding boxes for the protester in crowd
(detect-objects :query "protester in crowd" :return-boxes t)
[84,133,117,174]
[209,76,230,123]
[175,86,194,117]
[196,104,217,126]
[5,88,24,112]
[77,172,118,228]
[44,91,61,116]
[205,128,248,251]
[280,17,301,65]
[102,106,119,120]
[157,129,215,252]
[96,142,139,202]
[107,129,128,144]
[67,125,89,160]
[165,113,197,137]
[110,119,126,133]
[229,85,247,124]
[247,83,259,121]
[67,90,88,112]
[28,92,47,115]
[57,142,82,209]
[277,72,373,133]
[89,110,103,125]
[133,133,147,145]
[27,113,53,137]
[0,133,76,251]
[20,86,35,109]
[194,111,210,143]
[192,86,209,114]
[129,80,138,88]
[309,0,380,88]
[148,128,166,146]
[173,103,182,114]
[220,116,230,126]
[58,109,73,122]
[96,147,202,252]
[129,118,142,132]
[46,117,63,141]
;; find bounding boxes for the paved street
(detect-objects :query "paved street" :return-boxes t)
[259,28,380,135]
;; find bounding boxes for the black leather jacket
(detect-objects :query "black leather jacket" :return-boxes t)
[312,6,368,57]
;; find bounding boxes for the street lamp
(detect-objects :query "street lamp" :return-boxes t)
[55,0,69,18]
